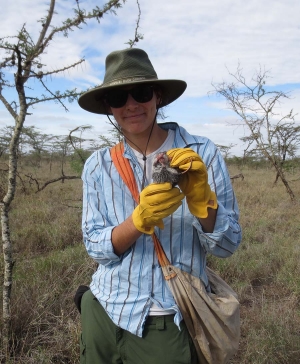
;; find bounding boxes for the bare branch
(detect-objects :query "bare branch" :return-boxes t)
[125,0,143,48]
[27,58,85,79]
[35,175,81,193]
[24,173,81,193]
[27,88,80,108]
[0,0,133,350]
[34,0,55,54]
[0,94,18,120]
[230,173,244,182]
[40,0,126,57]
[34,77,69,111]
[68,125,92,164]
[212,66,299,201]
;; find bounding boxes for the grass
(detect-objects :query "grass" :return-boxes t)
[210,166,300,364]
[1,160,300,363]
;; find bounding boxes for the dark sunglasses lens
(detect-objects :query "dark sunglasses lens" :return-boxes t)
[106,85,154,108]
[106,89,128,108]
[131,85,153,103]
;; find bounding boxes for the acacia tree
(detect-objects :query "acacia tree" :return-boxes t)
[68,125,94,173]
[0,127,13,158]
[0,0,142,353]
[95,124,123,149]
[21,126,55,167]
[272,122,300,183]
[215,143,236,160]
[213,66,300,201]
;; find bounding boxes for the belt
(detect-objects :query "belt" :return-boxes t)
[145,314,175,330]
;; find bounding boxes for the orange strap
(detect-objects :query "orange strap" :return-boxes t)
[152,233,172,268]
[110,142,140,203]
[110,143,170,268]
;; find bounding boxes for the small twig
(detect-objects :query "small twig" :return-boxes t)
[24,173,40,189]
[60,202,82,209]
[68,126,89,164]
[16,171,27,193]
[230,173,244,182]
[125,0,143,47]
[28,59,85,79]
[37,78,69,111]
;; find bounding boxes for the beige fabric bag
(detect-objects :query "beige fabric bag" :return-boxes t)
[152,234,240,364]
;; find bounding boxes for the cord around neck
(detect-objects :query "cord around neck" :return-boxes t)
[106,109,159,189]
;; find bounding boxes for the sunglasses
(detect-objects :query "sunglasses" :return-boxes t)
[105,85,154,108]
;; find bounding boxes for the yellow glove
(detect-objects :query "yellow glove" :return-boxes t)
[132,182,184,234]
[166,148,218,218]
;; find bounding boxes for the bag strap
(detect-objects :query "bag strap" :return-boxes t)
[110,142,140,203]
[110,143,171,268]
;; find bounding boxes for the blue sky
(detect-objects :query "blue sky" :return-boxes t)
[1,0,300,156]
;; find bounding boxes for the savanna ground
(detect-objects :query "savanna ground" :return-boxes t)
[0,157,300,363]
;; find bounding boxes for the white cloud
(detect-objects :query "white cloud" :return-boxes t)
[1,0,300,156]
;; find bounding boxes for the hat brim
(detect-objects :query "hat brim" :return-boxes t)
[78,79,187,115]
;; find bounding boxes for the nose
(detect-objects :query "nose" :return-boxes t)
[125,93,139,109]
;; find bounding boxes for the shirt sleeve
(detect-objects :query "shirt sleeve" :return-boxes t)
[82,153,122,266]
[193,141,242,257]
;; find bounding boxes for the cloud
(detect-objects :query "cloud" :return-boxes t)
[1,0,300,156]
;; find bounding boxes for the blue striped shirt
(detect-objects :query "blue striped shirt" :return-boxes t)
[81,122,242,337]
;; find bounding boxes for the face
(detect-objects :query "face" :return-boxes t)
[107,85,161,138]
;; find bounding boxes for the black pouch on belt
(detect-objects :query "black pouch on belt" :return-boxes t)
[74,285,90,313]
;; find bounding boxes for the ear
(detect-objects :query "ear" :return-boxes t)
[102,100,112,115]
[154,89,163,107]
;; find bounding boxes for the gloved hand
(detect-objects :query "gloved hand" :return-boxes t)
[166,148,218,218]
[132,182,184,234]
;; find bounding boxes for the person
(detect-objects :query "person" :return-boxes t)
[78,47,242,364]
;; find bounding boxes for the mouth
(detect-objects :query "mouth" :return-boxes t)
[124,113,145,121]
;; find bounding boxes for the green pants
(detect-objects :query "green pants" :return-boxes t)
[80,290,198,364]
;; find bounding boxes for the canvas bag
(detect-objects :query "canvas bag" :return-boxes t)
[111,143,240,364]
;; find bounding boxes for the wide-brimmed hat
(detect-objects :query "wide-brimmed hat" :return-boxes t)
[78,48,187,115]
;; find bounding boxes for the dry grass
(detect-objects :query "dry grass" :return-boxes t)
[209,166,300,364]
[1,160,300,363]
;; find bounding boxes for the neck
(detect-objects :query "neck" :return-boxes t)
[124,123,168,156]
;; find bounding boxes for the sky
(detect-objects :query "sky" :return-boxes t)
[1,0,300,156]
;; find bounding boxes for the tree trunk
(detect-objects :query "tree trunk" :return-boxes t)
[1,115,25,353]
[274,166,295,201]
[1,202,14,353]
[267,155,295,201]
[274,171,280,185]
[0,0,140,353]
